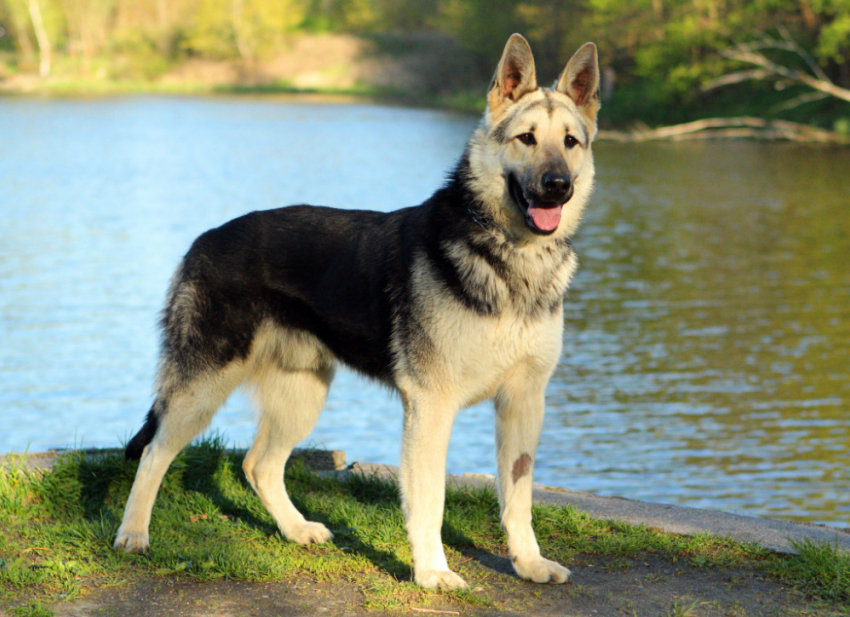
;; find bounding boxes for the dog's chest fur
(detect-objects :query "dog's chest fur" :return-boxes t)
[395,232,577,401]
[446,233,576,316]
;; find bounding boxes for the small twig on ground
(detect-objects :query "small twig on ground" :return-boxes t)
[410,608,461,615]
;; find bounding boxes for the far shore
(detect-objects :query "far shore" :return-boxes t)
[5,75,848,144]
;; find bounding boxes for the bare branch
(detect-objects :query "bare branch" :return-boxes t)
[597,117,850,144]
[769,91,828,113]
[701,69,771,92]
[725,48,850,103]
[776,24,829,82]
[724,35,827,81]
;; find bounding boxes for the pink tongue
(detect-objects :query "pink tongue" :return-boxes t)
[528,202,562,231]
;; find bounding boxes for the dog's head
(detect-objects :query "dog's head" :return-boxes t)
[468,34,600,240]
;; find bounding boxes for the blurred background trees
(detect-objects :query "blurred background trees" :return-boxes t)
[0,0,847,130]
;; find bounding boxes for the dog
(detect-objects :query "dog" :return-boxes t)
[114,33,601,590]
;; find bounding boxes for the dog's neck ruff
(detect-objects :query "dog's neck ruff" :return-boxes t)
[429,163,577,317]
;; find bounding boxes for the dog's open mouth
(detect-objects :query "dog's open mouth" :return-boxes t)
[508,174,563,235]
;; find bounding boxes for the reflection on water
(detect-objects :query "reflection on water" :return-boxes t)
[1,98,848,527]
[554,142,850,526]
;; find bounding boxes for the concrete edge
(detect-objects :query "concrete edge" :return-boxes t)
[3,449,847,555]
[331,462,850,556]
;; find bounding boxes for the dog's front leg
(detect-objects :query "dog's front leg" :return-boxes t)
[495,371,570,584]
[399,391,467,590]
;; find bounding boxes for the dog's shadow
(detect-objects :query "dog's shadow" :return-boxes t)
[178,446,413,580]
[283,462,416,581]
[73,445,497,583]
[321,469,512,582]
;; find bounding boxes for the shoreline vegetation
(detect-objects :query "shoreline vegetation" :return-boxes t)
[1,0,849,143]
[1,440,849,616]
[3,56,849,144]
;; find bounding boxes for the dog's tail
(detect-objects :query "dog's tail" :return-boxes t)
[125,405,159,460]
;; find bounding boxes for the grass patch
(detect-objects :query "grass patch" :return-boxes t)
[1,437,847,614]
[769,539,850,604]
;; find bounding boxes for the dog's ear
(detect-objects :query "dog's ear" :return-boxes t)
[556,42,600,122]
[487,34,538,121]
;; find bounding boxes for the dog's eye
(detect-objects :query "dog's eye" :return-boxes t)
[517,132,537,146]
[564,134,579,149]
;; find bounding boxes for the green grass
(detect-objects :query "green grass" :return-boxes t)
[1,437,848,615]
[9,604,54,617]
[770,539,850,604]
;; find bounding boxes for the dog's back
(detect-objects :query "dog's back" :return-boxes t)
[159,206,409,383]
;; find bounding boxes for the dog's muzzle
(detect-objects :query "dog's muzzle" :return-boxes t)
[508,173,573,235]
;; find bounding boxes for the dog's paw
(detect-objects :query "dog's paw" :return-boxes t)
[512,556,570,584]
[113,530,150,553]
[415,569,469,590]
[285,521,334,545]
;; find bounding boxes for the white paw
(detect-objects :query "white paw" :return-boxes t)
[415,569,469,590]
[285,521,334,545]
[512,556,570,584]
[113,529,150,553]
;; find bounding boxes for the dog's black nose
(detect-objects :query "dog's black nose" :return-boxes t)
[542,173,572,202]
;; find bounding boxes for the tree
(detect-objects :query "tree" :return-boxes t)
[6,0,58,77]
[185,0,308,61]
[27,0,51,76]
[59,0,117,67]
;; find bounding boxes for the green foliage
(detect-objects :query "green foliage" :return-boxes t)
[183,0,310,60]
[301,0,376,32]
[0,0,847,129]
[810,0,850,61]
[580,0,850,126]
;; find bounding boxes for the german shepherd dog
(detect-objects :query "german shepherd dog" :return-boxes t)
[115,34,600,590]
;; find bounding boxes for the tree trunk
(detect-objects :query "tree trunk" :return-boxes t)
[10,7,35,64]
[26,0,51,78]
[231,0,253,65]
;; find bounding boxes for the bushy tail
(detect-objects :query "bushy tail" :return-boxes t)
[125,406,159,460]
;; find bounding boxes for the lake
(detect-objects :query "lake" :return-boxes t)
[1,96,848,527]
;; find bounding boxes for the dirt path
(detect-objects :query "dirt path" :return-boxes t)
[43,551,835,617]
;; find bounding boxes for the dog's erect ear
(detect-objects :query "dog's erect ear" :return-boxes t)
[487,34,538,121]
[556,42,600,122]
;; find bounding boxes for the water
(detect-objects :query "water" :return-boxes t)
[1,97,848,527]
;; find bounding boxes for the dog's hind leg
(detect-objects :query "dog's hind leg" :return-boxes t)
[114,364,245,552]
[494,367,570,584]
[242,363,335,544]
